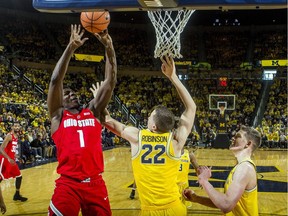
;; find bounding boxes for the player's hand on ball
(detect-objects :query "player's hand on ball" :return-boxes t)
[94,29,113,49]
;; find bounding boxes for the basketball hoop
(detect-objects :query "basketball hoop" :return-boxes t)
[147,10,195,58]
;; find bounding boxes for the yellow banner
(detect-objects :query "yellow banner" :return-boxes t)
[175,61,192,66]
[261,59,288,67]
[74,54,104,62]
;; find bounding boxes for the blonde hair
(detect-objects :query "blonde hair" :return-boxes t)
[241,125,261,151]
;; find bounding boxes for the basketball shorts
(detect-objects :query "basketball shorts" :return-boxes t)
[0,157,21,180]
[140,200,187,216]
[48,175,111,216]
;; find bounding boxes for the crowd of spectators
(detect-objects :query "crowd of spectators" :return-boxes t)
[1,12,286,70]
[187,78,262,135]
[0,11,287,153]
[0,14,57,62]
[259,77,287,148]
[203,30,249,69]
[254,30,287,61]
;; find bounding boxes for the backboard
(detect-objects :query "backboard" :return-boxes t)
[209,94,235,111]
[33,0,287,13]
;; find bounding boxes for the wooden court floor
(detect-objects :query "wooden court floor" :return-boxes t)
[1,147,287,216]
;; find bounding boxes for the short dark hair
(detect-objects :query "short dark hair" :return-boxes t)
[241,125,261,151]
[12,121,20,127]
[63,87,74,93]
[153,105,175,133]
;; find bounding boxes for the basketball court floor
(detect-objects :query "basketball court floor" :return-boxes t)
[1,147,287,215]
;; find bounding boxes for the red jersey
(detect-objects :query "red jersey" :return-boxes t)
[0,133,21,180]
[2,133,18,160]
[52,108,104,181]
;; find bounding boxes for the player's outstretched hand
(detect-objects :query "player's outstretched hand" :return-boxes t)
[90,81,104,98]
[69,24,88,51]
[160,55,176,79]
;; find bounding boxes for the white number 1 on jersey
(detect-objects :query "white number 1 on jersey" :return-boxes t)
[77,130,85,147]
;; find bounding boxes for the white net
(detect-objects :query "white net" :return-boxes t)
[147,10,195,59]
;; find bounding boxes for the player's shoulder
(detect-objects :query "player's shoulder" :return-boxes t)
[5,133,13,140]
[236,160,256,176]
[123,127,139,144]
[242,161,256,170]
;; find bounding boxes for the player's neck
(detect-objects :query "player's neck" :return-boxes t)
[66,107,82,114]
[235,151,251,164]
[11,130,18,138]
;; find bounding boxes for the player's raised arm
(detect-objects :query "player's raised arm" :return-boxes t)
[88,30,117,120]
[47,24,88,119]
[104,112,139,146]
[160,55,196,150]
[90,82,138,145]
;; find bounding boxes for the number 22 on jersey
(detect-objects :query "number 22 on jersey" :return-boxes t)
[141,144,166,164]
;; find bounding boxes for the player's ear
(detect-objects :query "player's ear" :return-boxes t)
[245,141,252,148]
[152,124,157,132]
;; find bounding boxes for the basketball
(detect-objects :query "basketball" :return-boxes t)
[80,11,110,33]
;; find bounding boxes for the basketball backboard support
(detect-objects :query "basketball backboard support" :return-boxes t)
[209,94,235,110]
[33,0,287,13]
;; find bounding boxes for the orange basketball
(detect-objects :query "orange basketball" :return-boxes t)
[80,11,110,33]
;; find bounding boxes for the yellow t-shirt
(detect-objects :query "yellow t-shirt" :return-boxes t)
[132,129,181,210]
[224,159,258,216]
[266,133,274,141]
[272,131,280,142]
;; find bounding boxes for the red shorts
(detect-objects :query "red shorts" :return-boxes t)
[48,175,111,216]
[0,157,21,180]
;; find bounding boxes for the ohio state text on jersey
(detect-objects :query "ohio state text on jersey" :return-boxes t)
[52,108,104,181]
